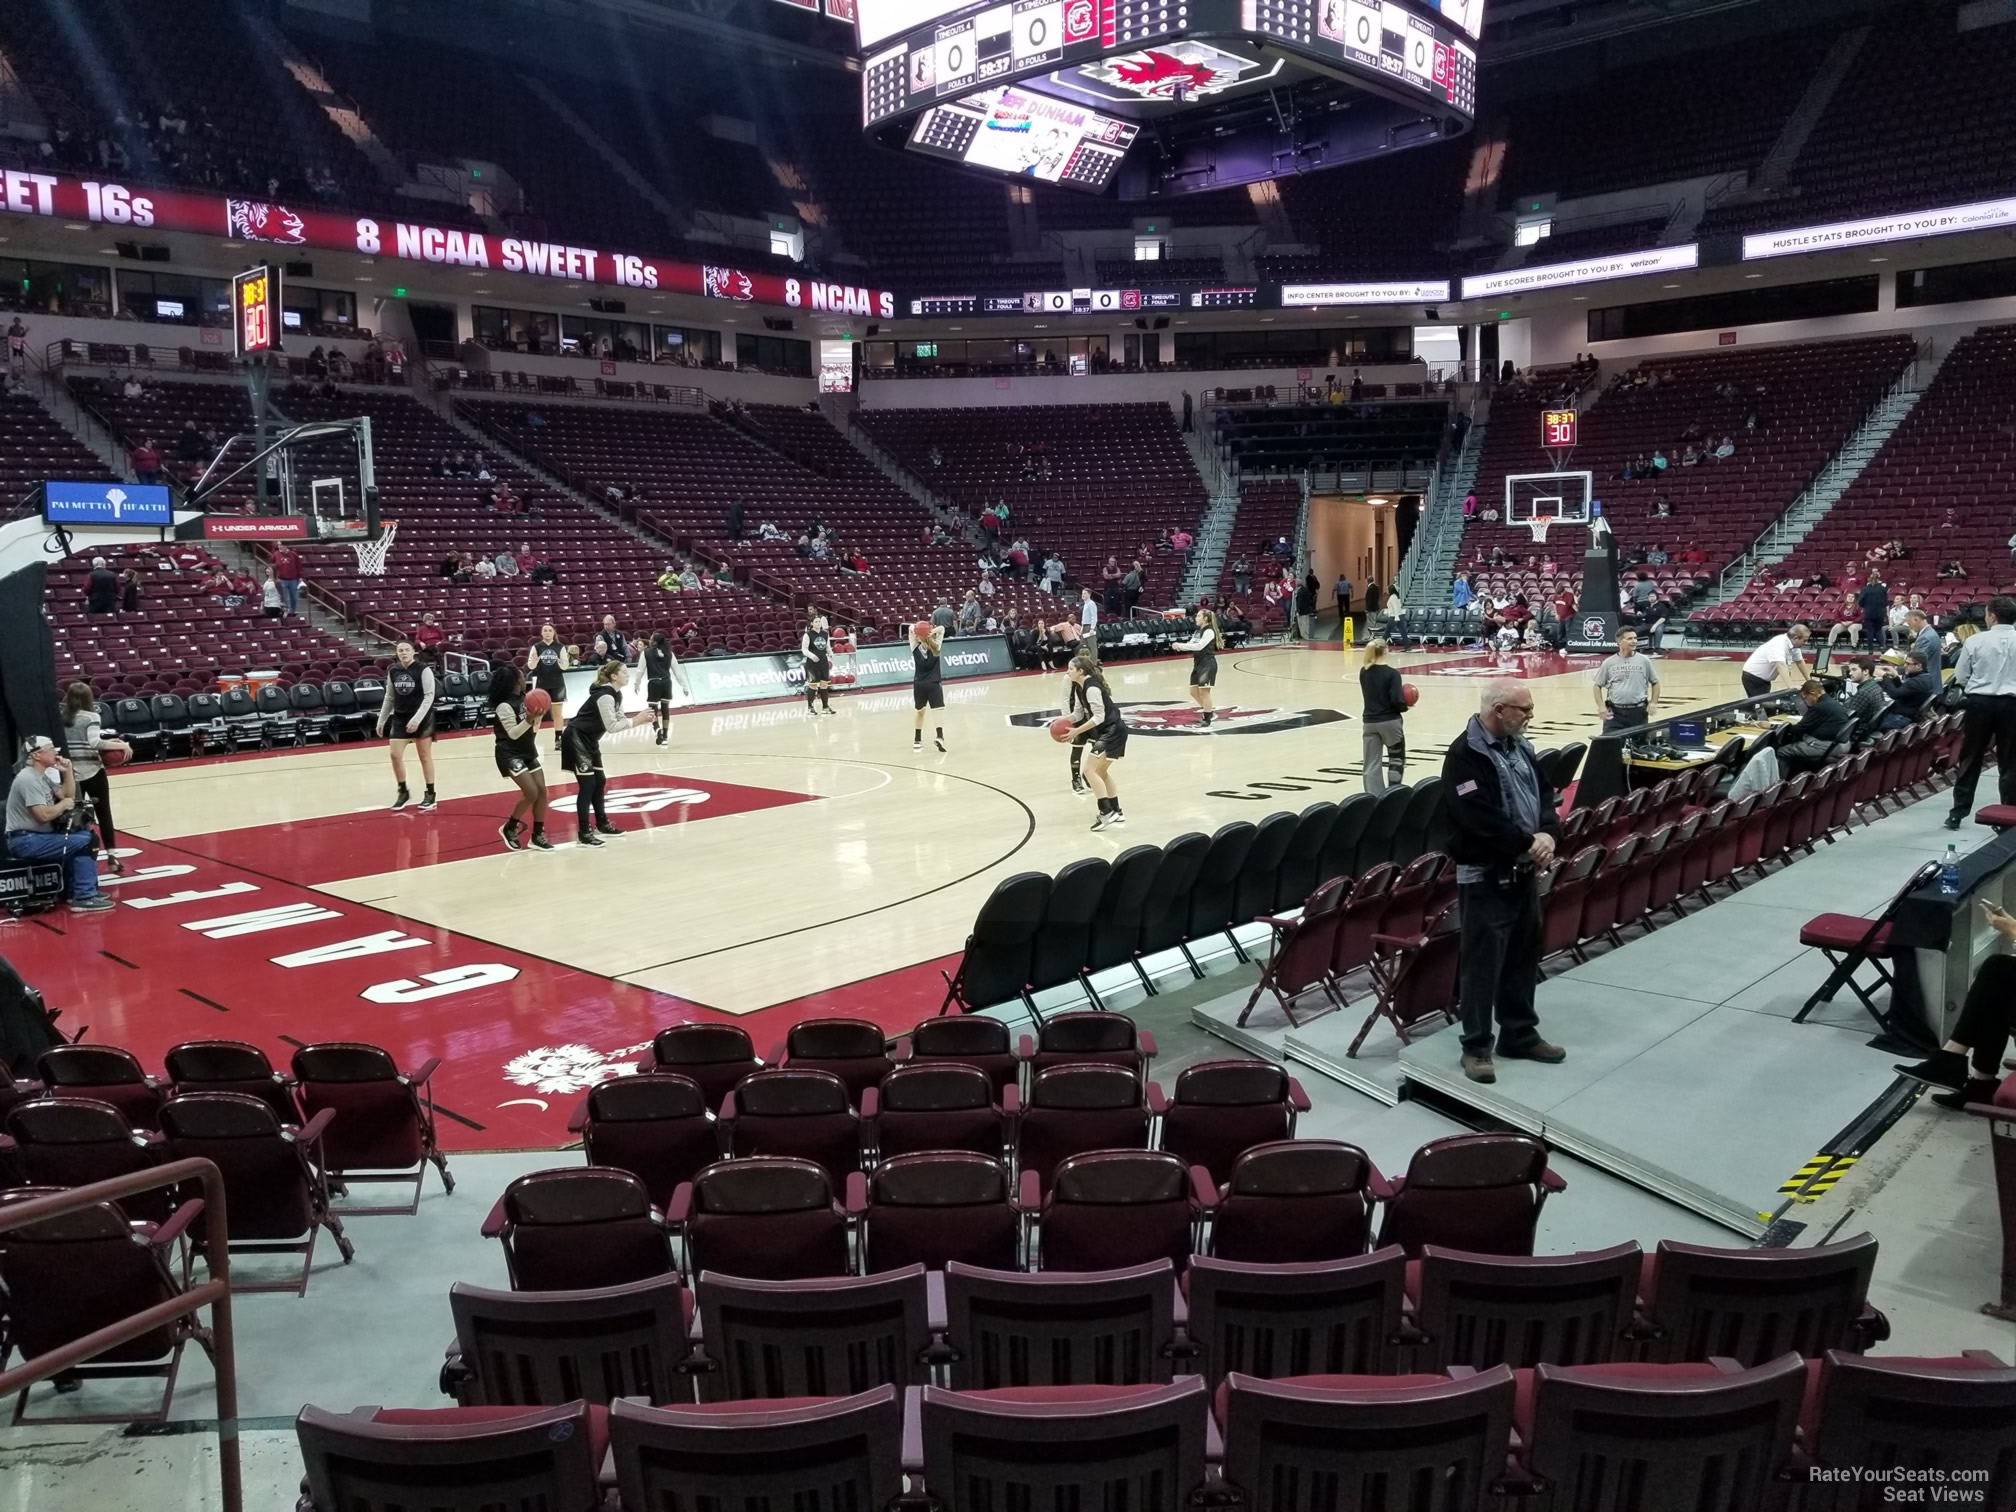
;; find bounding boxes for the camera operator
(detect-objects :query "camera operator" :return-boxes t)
[5,737,112,912]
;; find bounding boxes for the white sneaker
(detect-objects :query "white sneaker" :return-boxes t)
[1089,812,1112,832]
[1110,811,1127,826]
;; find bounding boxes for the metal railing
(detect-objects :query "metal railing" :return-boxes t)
[0,1159,242,1512]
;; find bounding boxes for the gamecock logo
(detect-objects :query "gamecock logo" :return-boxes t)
[1081,41,1260,100]
[1063,0,1095,41]
[1581,617,1608,641]
[226,200,306,245]
[703,266,754,301]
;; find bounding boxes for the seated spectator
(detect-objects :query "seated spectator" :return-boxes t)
[844,550,869,575]
[7,737,111,911]
[1171,526,1193,560]
[1896,899,2016,1108]
[471,555,497,580]
[1680,445,1701,467]
[1939,560,1968,580]
[1221,602,1250,639]
[1650,449,1669,472]
[85,556,118,614]
[1882,653,1941,725]
[1653,498,1672,518]
[1713,435,1736,460]
[412,612,446,652]
[528,553,558,586]
[1481,504,1500,522]
[493,550,519,578]
[129,437,163,484]
[1776,679,1853,775]
[1646,545,1668,566]
[493,484,524,516]
[1841,659,1890,746]
[1462,491,1478,519]
[202,566,236,600]
[808,534,830,562]
[121,372,144,400]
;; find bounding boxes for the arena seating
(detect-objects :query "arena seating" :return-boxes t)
[1214,399,1447,475]
[0,388,119,510]
[856,403,1206,610]
[67,376,261,512]
[794,130,1020,287]
[1455,338,1918,613]
[1258,141,1472,283]
[1702,324,2016,635]
[1215,482,1303,606]
[1095,256,1228,287]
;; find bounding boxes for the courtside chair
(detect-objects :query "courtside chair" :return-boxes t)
[1328,862,1400,991]
[1184,821,1258,966]
[942,1258,1184,1388]
[1219,1367,1518,1512]
[855,1152,1024,1273]
[1376,851,1450,941]
[863,1062,1013,1161]
[1396,777,1447,861]
[642,1023,762,1108]
[157,1090,354,1295]
[1136,831,1211,984]
[1187,1248,1409,1386]
[609,1388,903,1512]
[1375,1133,1565,1258]
[164,1039,297,1122]
[689,1266,935,1400]
[567,1073,718,1209]
[1208,1140,1383,1264]
[1274,800,1338,907]
[0,1185,214,1427]
[1,1096,172,1221]
[1348,903,1462,1058]
[296,1400,601,1512]
[772,1018,892,1104]
[483,1167,676,1292]
[1237,875,1348,1029]
[1027,855,1110,1010]
[673,1157,852,1282]
[1235,810,1299,925]
[291,1042,454,1215]
[940,870,1050,1017]
[36,1044,166,1130]
[1357,783,1414,869]
[1084,845,1162,1002]
[1407,1243,1645,1371]
[1321,793,1376,884]
[441,1274,694,1408]
[1156,1061,1308,1185]
[892,1014,1019,1096]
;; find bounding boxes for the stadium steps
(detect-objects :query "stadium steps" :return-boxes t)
[1398,416,1485,610]
[21,361,135,482]
[1694,347,1943,612]
[1178,491,1243,603]
[261,22,412,197]
[1746,26,1871,200]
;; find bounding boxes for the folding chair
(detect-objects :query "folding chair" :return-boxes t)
[1795,860,1940,1034]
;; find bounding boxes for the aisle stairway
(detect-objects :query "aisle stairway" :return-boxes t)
[1399,418,1485,610]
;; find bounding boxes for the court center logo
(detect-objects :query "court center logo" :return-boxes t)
[1010,701,1348,737]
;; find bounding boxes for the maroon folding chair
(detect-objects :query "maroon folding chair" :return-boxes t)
[918,1378,1208,1506]
[1376,852,1448,941]
[1220,1367,1516,1508]
[609,1387,902,1510]
[1187,1247,1408,1386]
[36,1044,165,1129]
[482,1167,675,1292]
[1537,847,1602,967]
[855,1152,1023,1273]
[1015,1064,1154,1184]
[1408,1242,1644,1370]
[864,1062,1014,1160]
[1209,1140,1382,1264]
[893,1014,1019,1095]
[1327,862,1400,992]
[568,1073,719,1208]
[0,1186,213,1426]
[291,1042,454,1215]
[296,1400,601,1512]
[1,1095,171,1221]
[1606,824,1669,943]
[156,1090,352,1294]
[1348,903,1461,1057]
[773,1018,892,1104]
[1636,1231,1888,1365]
[1376,1133,1565,1258]
[1156,1061,1308,1185]
[442,1274,693,1407]
[691,1267,934,1400]
[1795,860,1940,1033]
[1699,791,1754,896]
[1571,835,1640,960]
[1646,811,1701,921]
[1800,1349,2016,1511]
[941,1258,1181,1387]
[1752,771,1812,874]
[718,1068,861,1181]
[164,1039,297,1122]
[642,1023,762,1108]
[673,1157,851,1282]
[1236,876,1348,1028]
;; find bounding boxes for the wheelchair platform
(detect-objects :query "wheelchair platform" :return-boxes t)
[1219,791,1968,1238]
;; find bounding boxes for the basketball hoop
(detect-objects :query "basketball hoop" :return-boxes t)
[347,521,397,577]
[1528,516,1554,547]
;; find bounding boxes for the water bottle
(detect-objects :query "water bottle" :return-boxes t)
[1939,843,1962,898]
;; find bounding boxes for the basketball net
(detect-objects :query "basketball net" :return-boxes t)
[1527,516,1554,548]
[347,521,397,577]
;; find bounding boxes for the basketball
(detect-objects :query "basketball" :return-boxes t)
[524,688,554,716]
[1048,717,1076,743]
[99,739,133,767]
[1402,682,1420,708]
[913,620,933,641]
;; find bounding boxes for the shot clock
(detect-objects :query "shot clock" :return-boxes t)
[1542,409,1579,449]
[232,265,280,359]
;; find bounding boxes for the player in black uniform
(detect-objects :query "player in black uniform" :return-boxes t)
[800,613,835,716]
[563,660,647,845]
[910,621,947,752]
[489,664,552,851]
[525,622,569,754]
[1178,606,1223,727]
[1064,669,1093,796]
[1065,651,1128,831]
[641,629,688,745]
[376,640,439,810]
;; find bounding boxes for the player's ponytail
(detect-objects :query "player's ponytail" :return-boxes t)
[1198,609,1223,650]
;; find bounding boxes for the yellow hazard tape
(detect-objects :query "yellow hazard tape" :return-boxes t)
[1781,1155,1857,1202]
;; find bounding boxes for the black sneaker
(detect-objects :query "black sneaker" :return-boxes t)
[1895,1050,1968,1092]
[655,729,667,745]
[1931,1078,1996,1111]
[1942,813,1963,830]
[1072,778,1090,797]
[391,788,411,811]
[577,831,604,847]
[528,829,555,852]
[1090,811,1113,832]
[499,820,523,852]
[934,736,947,752]
[595,822,624,836]
[417,790,438,812]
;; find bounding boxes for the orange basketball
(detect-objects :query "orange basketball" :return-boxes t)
[524,688,554,716]
[1048,717,1077,743]
[1402,682,1420,708]
[99,739,134,767]
[913,620,933,641]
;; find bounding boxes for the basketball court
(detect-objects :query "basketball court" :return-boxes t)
[2,640,1748,1151]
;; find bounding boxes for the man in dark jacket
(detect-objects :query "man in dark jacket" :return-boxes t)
[85,556,119,614]
[1776,678,1853,774]
[1442,678,1565,1084]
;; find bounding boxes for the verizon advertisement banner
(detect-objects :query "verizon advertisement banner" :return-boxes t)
[1461,244,1699,300]
[1742,196,2016,261]
[681,634,1013,706]
[0,168,895,318]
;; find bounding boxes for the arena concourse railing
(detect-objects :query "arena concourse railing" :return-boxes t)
[0,1158,243,1512]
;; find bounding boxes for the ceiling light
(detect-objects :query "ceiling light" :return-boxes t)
[1868,256,1888,263]
[1366,496,1390,507]
[62,222,88,230]
[1661,283,1680,289]
[1745,273,1763,279]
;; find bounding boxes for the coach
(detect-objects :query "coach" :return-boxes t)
[1442,680,1566,1085]
[1943,595,2016,830]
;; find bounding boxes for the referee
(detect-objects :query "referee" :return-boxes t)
[1592,627,1659,733]
[1943,595,2016,830]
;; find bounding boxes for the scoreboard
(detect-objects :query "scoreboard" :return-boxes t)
[1542,409,1578,448]
[233,265,279,358]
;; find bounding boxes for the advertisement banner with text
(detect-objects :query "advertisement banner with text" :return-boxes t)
[679,635,1013,707]
[0,168,894,318]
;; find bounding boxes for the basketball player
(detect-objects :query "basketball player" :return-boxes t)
[1065,651,1128,830]
[489,664,552,851]
[639,629,688,745]
[800,613,835,716]
[1177,606,1222,727]
[909,621,948,752]
[376,640,438,811]
[525,622,569,752]
[1063,667,1093,796]
[564,661,648,845]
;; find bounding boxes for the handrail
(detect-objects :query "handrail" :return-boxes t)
[0,1158,241,1512]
